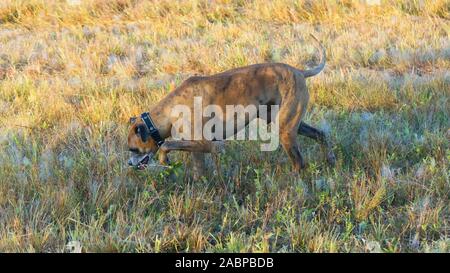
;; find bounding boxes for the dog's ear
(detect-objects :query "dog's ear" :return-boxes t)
[135,124,148,142]
[129,117,137,124]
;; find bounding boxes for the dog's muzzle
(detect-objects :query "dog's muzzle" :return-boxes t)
[128,152,154,170]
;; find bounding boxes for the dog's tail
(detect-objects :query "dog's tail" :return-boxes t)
[303,34,326,78]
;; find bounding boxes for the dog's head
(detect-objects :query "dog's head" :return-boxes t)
[127,117,159,168]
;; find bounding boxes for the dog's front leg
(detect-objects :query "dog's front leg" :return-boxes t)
[191,152,206,180]
[158,140,204,164]
[158,150,170,165]
[158,140,225,179]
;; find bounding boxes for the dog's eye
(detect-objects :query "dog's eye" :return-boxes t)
[129,117,137,124]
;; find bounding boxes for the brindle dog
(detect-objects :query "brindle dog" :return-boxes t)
[127,35,336,178]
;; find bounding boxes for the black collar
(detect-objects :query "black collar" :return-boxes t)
[140,112,164,147]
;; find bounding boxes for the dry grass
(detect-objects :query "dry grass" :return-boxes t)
[0,0,449,252]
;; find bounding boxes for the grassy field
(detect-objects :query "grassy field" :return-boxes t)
[0,0,449,252]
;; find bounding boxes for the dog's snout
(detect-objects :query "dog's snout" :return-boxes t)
[128,159,133,166]
[129,148,140,153]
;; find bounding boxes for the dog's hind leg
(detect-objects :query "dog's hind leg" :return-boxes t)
[280,132,306,172]
[277,97,307,172]
[276,73,310,172]
[298,122,336,166]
